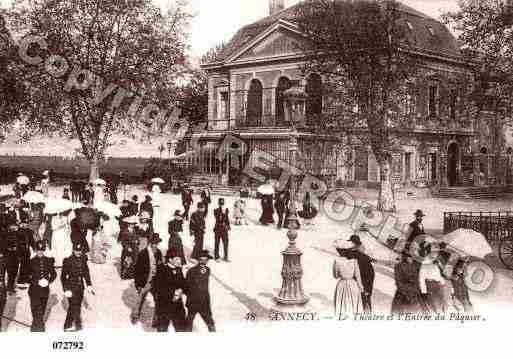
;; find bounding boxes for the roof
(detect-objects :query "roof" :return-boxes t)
[212,0,462,65]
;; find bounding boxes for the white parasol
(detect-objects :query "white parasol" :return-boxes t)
[95,201,122,218]
[94,178,106,186]
[257,184,275,195]
[355,230,401,262]
[441,228,492,259]
[16,175,30,185]
[44,198,73,214]
[151,178,165,184]
[23,191,45,204]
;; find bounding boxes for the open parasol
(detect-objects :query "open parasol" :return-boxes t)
[441,228,492,259]
[151,178,165,184]
[44,198,73,214]
[23,191,45,204]
[257,184,275,195]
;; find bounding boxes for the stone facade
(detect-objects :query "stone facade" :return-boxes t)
[192,1,508,189]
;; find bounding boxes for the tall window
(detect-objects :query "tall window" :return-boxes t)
[246,79,263,125]
[428,84,438,117]
[275,77,291,123]
[306,74,323,117]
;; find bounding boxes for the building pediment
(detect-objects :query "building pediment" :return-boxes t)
[227,21,305,64]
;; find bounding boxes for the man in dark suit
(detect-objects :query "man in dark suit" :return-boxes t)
[28,241,57,332]
[139,195,154,233]
[61,241,94,331]
[154,248,187,332]
[16,220,34,288]
[214,198,231,262]
[4,223,20,294]
[132,234,163,325]
[0,241,7,332]
[345,235,375,313]
[405,209,426,250]
[181,186,193,220]
[6,201,29,226]
[190,203,206,259]
[274,191,287,230]
[185,250,216,332]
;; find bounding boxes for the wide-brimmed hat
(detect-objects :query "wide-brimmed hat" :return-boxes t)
[198,249,213,259]
[414,209,426,217]
[42,170,49,176]
[123,215,139,224]
[333,239,353,250]
[173,210,182,218]
[348,234,362,246]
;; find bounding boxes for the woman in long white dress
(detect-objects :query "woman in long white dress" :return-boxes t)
[151,184,162,234]
[51,213,72,267]
[333,239,364,319]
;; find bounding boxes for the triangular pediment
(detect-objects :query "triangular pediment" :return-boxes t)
[228,22,305,63]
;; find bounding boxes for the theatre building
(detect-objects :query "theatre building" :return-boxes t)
[185,0,511,194]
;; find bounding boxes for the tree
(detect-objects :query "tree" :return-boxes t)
[444,0,513,177]
[0,13,27,142]
[5,0,192,181]
[177,69,208,126]
[294,0,418,211]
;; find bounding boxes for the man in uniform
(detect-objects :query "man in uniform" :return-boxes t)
[404,209,426,250]
[61,242,93,331]
[0,241,7,332]
[16,220,34,288]
[28,241,57,332]
[190,203,206,259]
[185,249,216,332]
[213,198,231,262]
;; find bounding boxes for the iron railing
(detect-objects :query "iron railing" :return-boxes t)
[443,211,513,243]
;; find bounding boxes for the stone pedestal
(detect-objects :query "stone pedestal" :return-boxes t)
[274,225,309,306]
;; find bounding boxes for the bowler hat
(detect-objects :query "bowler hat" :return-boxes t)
[198,249,213,259]
[218,198,225,205]
[150,234,162,244]
[348,234,362,246]
[34,241,46,251]
[414,209,426,217]
[145,195,152,201]
[174,210,182,217]
[132,195,138,201]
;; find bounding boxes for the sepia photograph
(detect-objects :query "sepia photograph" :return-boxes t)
[1,0,513,356]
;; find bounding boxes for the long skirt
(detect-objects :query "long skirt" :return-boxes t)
[425,280,449,313]
[168,233,186,265]
[90,231,107,264]
[51,228,72,267]
[391,291,426,314]
[334,279,362,319]
[120,245,138,280]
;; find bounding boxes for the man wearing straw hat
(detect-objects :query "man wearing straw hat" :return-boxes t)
[405,210,426,250]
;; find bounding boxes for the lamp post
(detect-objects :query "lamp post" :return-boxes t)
[167,140,175,170]
[274,87,309,306]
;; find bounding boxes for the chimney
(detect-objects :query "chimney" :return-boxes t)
[270,0,285,16]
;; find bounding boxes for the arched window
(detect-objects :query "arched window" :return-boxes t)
[275,77,291,123]
[246,79,263,126]
[306,74,322,117]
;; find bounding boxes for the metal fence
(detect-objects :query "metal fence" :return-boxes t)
[443,211,513,243]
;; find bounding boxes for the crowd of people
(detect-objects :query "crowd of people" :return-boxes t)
[1,171,478,333]
[331,209,474,318]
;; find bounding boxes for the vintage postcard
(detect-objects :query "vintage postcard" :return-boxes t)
[0,0,512,356]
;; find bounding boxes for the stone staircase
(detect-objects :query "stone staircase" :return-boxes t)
[434,186,510,200]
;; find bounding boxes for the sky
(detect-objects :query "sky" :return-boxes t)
[1,0,460,58]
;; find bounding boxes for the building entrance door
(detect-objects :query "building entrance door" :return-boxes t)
[447,142,459,186]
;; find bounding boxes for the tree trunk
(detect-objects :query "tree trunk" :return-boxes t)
[377,159,396,212]
[89,156,100,183]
